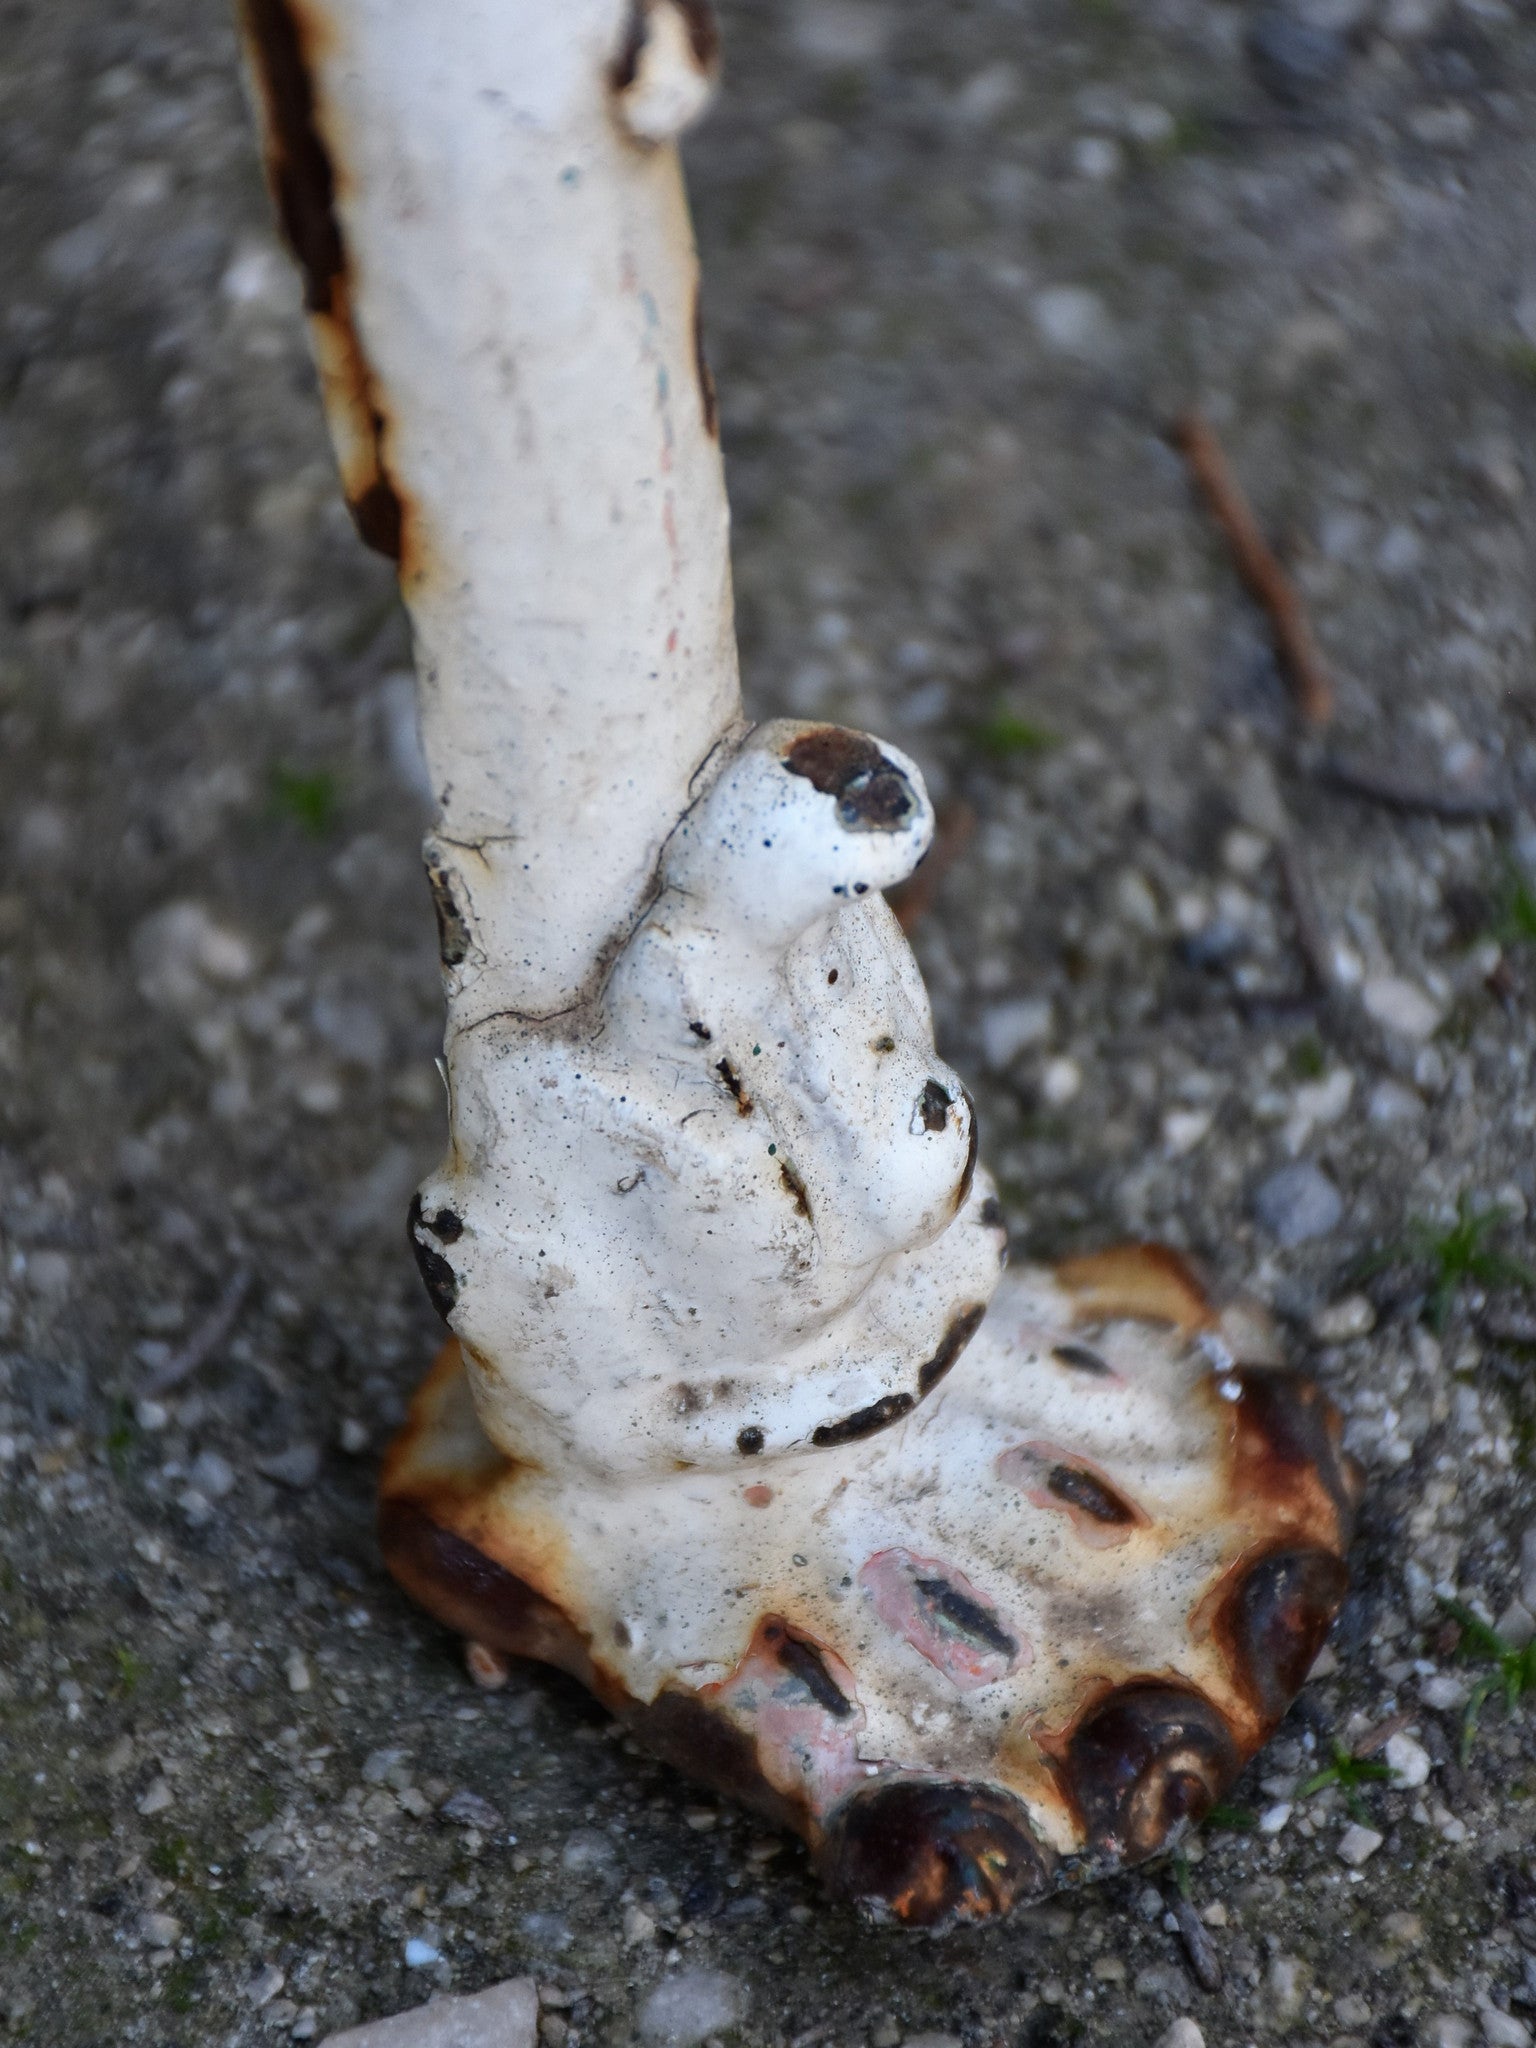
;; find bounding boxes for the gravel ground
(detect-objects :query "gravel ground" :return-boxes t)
[4,0,1536,2044]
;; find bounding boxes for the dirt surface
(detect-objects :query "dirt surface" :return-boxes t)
[4,0,1536,2044]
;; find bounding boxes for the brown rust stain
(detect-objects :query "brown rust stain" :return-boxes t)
[1055,1243,1218,1336]
[782,728,916,832]
[692,284,718,439]
[237,0,411,566]
[953,1087,979,1213]
[1050,1679,1240,1863]
[609,0,722,94]
[1206,1542,1350,1730]
[821,1778,1050,1928]
[778,1158,811,1218]
[715,1057,752,1115]
[1218,1366,1358,1548]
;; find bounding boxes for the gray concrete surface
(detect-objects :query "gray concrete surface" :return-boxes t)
[3,0,1536,2043]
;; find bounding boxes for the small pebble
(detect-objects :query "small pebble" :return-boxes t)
[322,1978,536,2048]
[1247,10,1347,104]
[1420,1672,1468,1711]
[1336,1822,1384,1867]
[1362,975,1442,1042]
[979,997,1052,1070]
[1425,2021,1476,2048]
[139,1910,182,1947]
[440,1787,504,1832]
[1482,2014,1534,2048]
[362,1747,412,1786]
[637,1968,743,2045]
[257,1442,322,1489]
[188,1448,236,1499]
[465,1641,512,1691]
[403,1937,442,1969]
[1031,285,1116,362]
[1254,1162,1343,1245]
[136,1778,174,1817]
[1039,1056,1082,1106]
[1153,2022,1205,2048]
[284,1650,312,1694]
[246,1963,286,2007]
[1258,1800,1293,1834]
[1311,1293,1376,1343]
[1384,1730,1432,1788]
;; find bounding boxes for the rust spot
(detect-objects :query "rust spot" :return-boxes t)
[812,1391,914,1449]
[1055,1243,1217,1336]
[782,728,916,833]
[627,1685,811,1840]
[821,1779,1050,1928]
[1225,1368,1358,1545]
[1051,1341,1114,1378]
[349,474,404,560]
[918,1078,951,1133]
[762,1619,854,1719]
[408,1192,458,1322]
[736,1425,765,1456]
[238,0,409,565]
[1213,1545,1349,1727]
[425,857,470,967]
[997,1441,1150,1549]
[610,0,722,90]
[430,1207,463,1244]
[743,1482,772,1506]
[953,1087,979,1212]
[1062,1682,1238,1863]
[1045,1463,1138,1527]
[715,1057,752,1115]
[237,0,341,313]
[917,1303,985,1396]
[692,285,718,439]
[377,1494,590,1681]
[912,1576,1018,1662]
[779,1159,811,1218]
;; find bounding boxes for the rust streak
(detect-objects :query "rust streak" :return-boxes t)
[238,0,409,564]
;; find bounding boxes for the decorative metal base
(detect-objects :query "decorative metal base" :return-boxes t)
[380,1247,1358,1929]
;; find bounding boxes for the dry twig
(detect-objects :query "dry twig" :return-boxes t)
[1172,409,1335,728]
[1318,752,1510,822]
[143,1266,253,1395]
[1277,837,1337,995]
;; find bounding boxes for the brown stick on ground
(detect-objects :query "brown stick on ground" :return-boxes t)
[1172,410,1335,729]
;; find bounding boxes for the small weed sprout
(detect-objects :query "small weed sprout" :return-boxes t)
[1358,1190,1536,1332]
[1437,1596,1536,1762]
[1298,1739,1393,1824]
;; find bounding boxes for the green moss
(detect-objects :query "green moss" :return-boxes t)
[971,710,1058,760]
[269,765,339,838]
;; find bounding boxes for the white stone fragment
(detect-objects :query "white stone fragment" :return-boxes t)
[637,1970,744,2045]
[1336,1822,1384,1867]
[1481,2013,1534,2048]
[1257,1801,1293,1834]
[980,998,1053,1070]
[1153,2023,1205,2048]
[1384,1730,1432,1788]
[1361,975,1443,1041]
[321,1976,537,2048]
